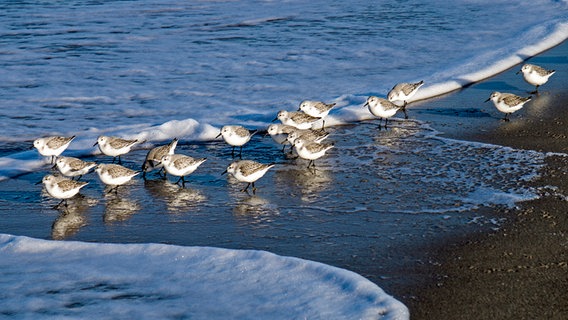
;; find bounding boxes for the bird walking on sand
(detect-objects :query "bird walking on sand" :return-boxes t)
[54,156,96,181]
[38,174,88,208]
[94,135,140,164]
[516,63,555,94]
[222,160,275,194]
[141,138,178,179]
[160,154,206,187]
[387,80,424,111]
[216,125,256,158]
[95,163,139,193]
[485,91,531,122]
[293,138,334,170]
[33,135,76,164]
[298,100,336,129]
[364,96,407,128]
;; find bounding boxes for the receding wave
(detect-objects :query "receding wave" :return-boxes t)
[0,234,409,320]
[412,21,568,102]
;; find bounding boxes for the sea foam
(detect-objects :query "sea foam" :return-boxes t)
[0,234,409,320]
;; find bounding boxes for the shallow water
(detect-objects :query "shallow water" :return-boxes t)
[0,119,546,278]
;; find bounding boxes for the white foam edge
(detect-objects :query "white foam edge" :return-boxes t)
[311,21,568,127]
[0,233,409,320]
[411,21,568,102]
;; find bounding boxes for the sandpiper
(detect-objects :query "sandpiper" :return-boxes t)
[485,91,531,121]
[94,135,140,164]
[222,160,275,194]
[387,80,424,110]
[161,154,207,187]
[33,135,76,164]
[364,96,406,128]
[141,138,178,179]
[516,63,555,94]
[216,125,256,158]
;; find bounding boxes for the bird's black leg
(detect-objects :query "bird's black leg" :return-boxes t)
[241,182,251,193]
[307,160,318,170]
[53,199,65,209]
[106,186,119,194]
[402,104,409,119]
[159,168,167,179]
[176,176,187,187]
[287,145,295,156]
[307,160,318,173]
[252,182,256,195]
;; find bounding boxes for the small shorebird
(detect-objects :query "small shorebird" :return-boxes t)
[387,80,424,110]
[94,135,140,164]
[485,91,531,121]
[516,63,555,94]
[54,156,96,180]
[33,135,75,164]
[216,125,256,158]
[266,124,296,152]
[364,96,407,128]
[95,163,139,193]
[38,174,88,208]
[293,137,334,169]
[273,110,320,130]
[298,100,336,129]
[160,154,206,187]
[141,138,178,179]
[286,128,330,146]
[222,160,275,194]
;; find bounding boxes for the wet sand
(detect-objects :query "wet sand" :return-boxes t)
[399,42,568,318]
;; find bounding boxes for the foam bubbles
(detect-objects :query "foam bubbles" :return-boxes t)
[0,234,409,320]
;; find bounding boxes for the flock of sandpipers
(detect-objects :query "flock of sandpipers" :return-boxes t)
[34,63,555,208]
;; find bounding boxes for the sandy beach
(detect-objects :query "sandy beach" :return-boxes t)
[397,41,568,319]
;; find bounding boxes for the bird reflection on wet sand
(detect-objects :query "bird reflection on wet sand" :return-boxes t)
[273,167,332,203]
[232,194,280,227]
[144,179,206,213]
[51,196,96,240]
[103,195,141,223]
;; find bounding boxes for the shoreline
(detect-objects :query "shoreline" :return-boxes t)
[399,41,568,318]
